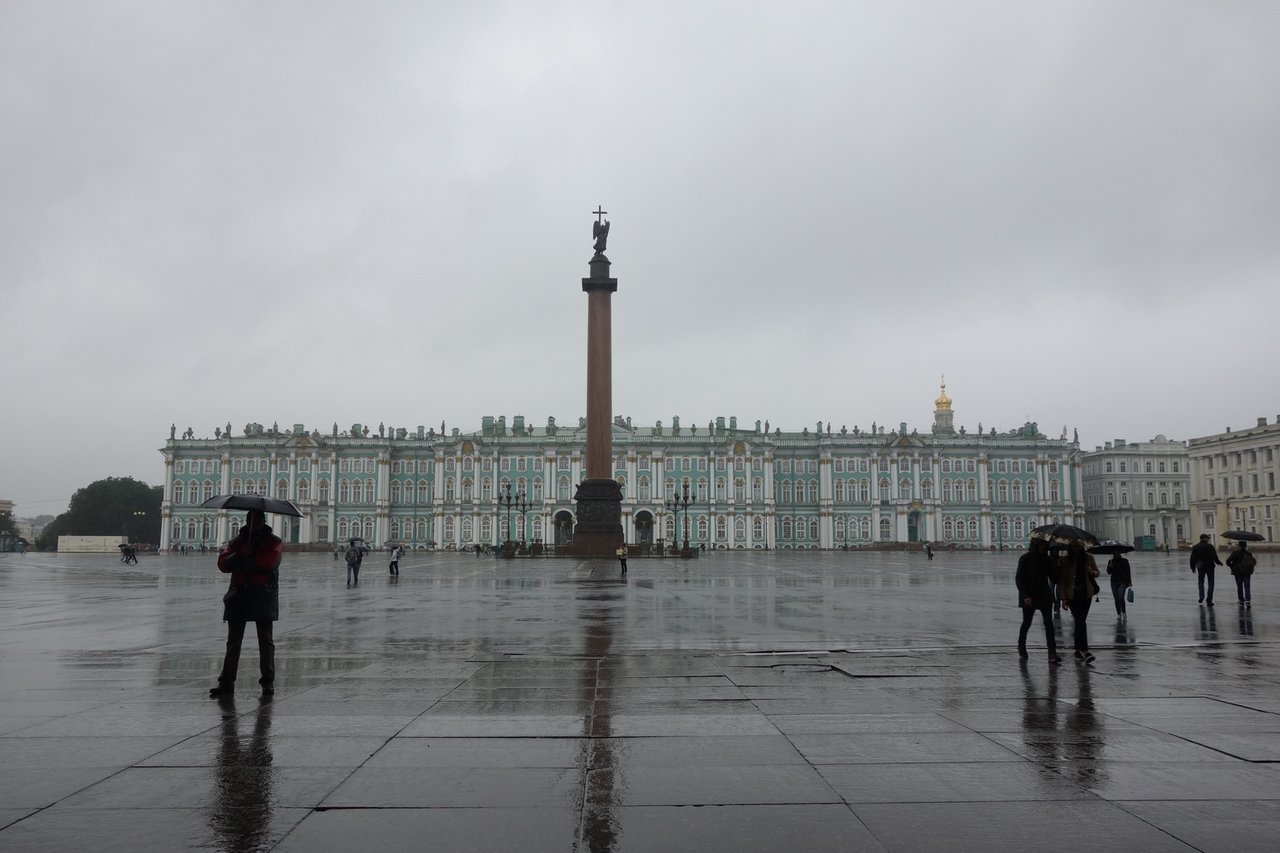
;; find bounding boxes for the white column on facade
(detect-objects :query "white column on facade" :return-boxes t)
[160,454,175,551]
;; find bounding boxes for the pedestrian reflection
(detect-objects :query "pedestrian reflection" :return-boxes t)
[1238,610,1254,637]
[578,580,624,853]
[1019,660,1060,766]
[1061,666,1105,789]
[1198,606,1218,640]
[1113,618,1137,647]
[207,694,274,852]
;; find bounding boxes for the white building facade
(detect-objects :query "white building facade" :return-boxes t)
[1188,416,1280,546]
[1082,436,1191,548]
[159,388,1086,552]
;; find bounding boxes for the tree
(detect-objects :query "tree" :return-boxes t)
[0,510,17,537]
[36,477,163,550]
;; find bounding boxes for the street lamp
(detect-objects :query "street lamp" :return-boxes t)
[129,511,148,545]
[498,483,528,553]
[1160,509,1169,552]
[515,489,530,547]
[669,482,697,557]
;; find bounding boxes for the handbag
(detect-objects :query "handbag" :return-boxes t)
[1126,586,1135,603]
[222,586,241,604]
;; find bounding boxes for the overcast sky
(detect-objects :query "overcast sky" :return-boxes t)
[3,1,1278,517]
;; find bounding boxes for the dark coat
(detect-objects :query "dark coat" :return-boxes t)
[1190,540,1221,571]
[1016,550,1055,608]
[1057,551,1100,603]
[1106,556,1132,587]
[1226,547,1256,577]
[217,524,282,622]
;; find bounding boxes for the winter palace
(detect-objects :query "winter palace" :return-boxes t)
[159,387,1085,552]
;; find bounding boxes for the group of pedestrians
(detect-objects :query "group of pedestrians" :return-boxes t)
[1190,533,1257,607]
[1019,533,1261,665]
[1016,539,1102,665]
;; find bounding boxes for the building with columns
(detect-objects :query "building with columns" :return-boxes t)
[159,387,1085,552]
[1082,435,1191,548]
[1188,415,1280,545]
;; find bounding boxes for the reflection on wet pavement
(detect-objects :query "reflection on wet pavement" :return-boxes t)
[1,548,1278,851]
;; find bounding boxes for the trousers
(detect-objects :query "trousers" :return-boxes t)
[1018,604,1056,654]
[1197,567,1215,603]
[218,620,275,688]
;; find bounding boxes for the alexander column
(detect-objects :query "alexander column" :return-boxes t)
[571,207,624,556]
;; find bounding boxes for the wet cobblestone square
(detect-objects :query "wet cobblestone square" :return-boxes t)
[1,549,1277,851]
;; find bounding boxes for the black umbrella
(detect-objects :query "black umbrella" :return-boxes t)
[200,494,305,518]
[1030,523,1099,547]
[1221,530,1265,542]
[1088,540,1135,555]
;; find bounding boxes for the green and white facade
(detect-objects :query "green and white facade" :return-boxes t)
[159,388,1085,551]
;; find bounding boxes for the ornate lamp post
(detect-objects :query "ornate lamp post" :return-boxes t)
[669,482,697,558]
[499,483,515,549]
[516,489,530,547]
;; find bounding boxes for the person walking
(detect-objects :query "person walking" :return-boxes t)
[389,544,402,576]
[1016,538,1060,663]
[925,542,934,560]
[210,509,281,697]
[345,540,365,586]
[1107,552,1133,619]
[1226,541,1257,608]
[1058,539,1100,664]
[616,543,628,576]
[1189,533,1222,606]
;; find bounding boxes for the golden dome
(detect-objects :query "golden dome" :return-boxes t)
[935,378,952,411]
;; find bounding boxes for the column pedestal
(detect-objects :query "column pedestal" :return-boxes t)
[572,478,624,556]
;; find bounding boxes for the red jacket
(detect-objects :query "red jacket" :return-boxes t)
[217,527,283,587]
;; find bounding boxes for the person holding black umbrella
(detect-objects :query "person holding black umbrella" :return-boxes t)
[209,509,282,697]
[1107,552,1133,619]
[1057,539,1100,664]
[1226,541,1257,607]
